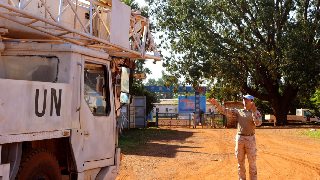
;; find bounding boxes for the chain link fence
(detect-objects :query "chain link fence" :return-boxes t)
[154,112,225,128]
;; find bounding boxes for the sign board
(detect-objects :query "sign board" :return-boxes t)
[144,86,206,92]
[178,96,206,114]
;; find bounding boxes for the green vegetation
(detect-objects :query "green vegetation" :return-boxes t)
[132,82,157,116]
[144,77,174,100]
[118,128,175,153]
[297,130,320,139]
[148,0,320,126]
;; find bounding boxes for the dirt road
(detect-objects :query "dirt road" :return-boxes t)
[116,126,320,180]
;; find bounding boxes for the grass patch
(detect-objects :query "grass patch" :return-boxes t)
[118,128,175,154]
[297,130,320,139]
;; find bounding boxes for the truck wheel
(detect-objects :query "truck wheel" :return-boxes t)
[15,149,61,180]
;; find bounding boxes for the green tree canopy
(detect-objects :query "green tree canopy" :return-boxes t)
[145,78,157,86]
[132,81,157,115]
[148,0,320,125]
[144,77,174,99]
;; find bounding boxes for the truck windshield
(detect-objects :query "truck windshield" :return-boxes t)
[1,55,59,82]
[304,111,312,117]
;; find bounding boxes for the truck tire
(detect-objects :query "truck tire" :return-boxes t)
[15,149,61,180]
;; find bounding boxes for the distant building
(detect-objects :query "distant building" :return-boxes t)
[153,99,179,114]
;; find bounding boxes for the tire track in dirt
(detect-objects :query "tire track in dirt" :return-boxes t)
[262,151,320,175]
[256,128,320,179]
[116,127,320,180]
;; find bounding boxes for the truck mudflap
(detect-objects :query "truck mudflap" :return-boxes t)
[96,148,121,180]
[115,148,121,174]
[0,163,10,180]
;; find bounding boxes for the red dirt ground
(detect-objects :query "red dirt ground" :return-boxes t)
[116,126,320,180]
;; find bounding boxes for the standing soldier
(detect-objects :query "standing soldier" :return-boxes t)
[191,111,197,128]
[207,95,262,180]
[199,109,204,125]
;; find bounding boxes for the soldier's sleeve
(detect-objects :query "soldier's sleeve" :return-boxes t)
[252,110,262,126]
[215,102,238,117]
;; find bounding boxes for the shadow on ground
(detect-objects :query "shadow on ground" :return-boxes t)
[120,128,200,158]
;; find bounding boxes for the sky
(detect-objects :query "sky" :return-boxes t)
[135,0,147,6]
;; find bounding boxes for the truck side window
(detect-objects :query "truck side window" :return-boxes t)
[84,62,110,116]
[304,111,312,117]
[2,55,59,82]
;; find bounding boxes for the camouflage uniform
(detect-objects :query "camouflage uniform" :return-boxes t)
[215,103,262,180]
[191,113,197,128]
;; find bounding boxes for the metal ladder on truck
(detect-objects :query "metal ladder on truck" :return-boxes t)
[0,0,161,60]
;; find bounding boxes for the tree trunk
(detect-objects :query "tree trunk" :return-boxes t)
[271,96,290,126]
[273,108,288,126]
[244,76,298,126]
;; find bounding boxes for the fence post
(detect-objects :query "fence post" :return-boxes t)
[189,114,191,128]
[156,112,159,127]
[202,114,204,128]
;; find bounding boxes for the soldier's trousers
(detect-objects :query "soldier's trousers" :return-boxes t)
[235,135,257,180]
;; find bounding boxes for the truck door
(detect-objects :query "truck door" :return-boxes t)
[80,58,115,163]
[304,110,312,122]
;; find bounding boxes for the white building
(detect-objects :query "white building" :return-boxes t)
[153,99,217,114]
[153,99,179,114]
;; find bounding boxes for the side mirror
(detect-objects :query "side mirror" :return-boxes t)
[121,67,130,93]
[120,67,133,104]
[120,92,130,104]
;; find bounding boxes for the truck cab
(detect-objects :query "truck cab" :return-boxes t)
[296,109,320,122]
[265,109,320,123]
[0,41,122,179]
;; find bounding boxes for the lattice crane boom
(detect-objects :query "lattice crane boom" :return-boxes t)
[0,0,161,60]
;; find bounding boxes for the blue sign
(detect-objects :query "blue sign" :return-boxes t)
[144,86,206,92]
[88,92,103,106]
[195,92,200,125]
[178,96,206,114]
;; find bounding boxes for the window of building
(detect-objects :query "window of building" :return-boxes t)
[156,108,159,112]
[166,108,168,112]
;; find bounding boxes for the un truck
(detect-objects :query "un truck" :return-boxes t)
[265,109,320,123]
[0,0,161,179]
